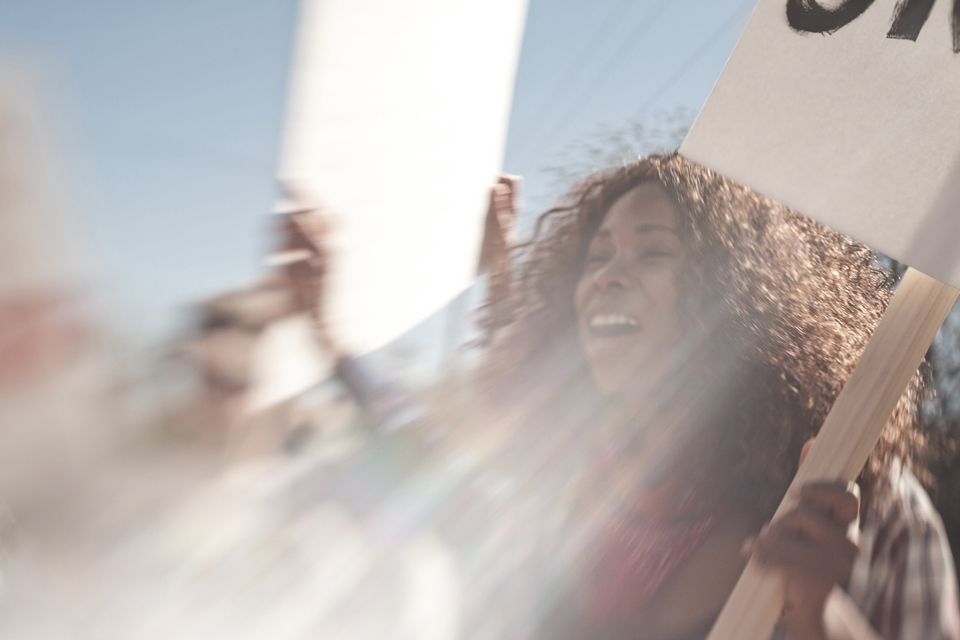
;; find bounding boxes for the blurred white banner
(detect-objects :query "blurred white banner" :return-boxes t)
[682,0,960,288]
[277,0,529,355]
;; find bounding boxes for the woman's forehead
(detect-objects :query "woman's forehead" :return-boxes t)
[599,182,680,232]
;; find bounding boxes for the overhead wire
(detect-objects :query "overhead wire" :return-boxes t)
[511,0,675,162]
[630,0,756,121]
[515,0,756,167]
[511,0,637,136]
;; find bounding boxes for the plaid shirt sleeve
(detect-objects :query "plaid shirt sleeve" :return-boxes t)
[846,459,960,640]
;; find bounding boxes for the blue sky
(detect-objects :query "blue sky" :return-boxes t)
[0,0,751,340]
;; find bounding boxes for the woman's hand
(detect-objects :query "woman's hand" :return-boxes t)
[270,184,340,356]
[477,174,520,275]
[744,439,861,640]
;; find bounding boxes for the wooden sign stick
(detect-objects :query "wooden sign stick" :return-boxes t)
[706,267,959,640]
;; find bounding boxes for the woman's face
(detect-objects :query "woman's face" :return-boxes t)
[574,182,687,395]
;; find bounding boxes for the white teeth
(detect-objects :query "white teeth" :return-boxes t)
[589,314,639,328]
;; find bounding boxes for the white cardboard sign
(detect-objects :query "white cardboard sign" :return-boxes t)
[682,0,960,289]
[277,0,528,355]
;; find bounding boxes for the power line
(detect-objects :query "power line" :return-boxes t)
[512,0,636,136]
[511,0,675,161]
[630,0,755,121]
[515,0,755,168]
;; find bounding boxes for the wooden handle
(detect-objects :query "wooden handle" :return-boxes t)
[706,267,959,640]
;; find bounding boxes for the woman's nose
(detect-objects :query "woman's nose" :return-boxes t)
[593,258,631,291]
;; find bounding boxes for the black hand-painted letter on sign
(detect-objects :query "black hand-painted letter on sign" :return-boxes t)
[887,0,936,41]
[787,0,960,52]
[786,0,876,33]
[953,0,960,52]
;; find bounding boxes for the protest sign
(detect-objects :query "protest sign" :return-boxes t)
[682,0,960,290]
[276,0,529,356]
[680,1,960,637]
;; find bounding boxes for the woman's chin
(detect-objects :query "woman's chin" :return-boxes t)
[589,364,657,397]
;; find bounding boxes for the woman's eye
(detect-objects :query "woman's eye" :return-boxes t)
[641,249,677,260]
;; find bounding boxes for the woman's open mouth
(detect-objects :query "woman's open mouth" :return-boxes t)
[588,314,642,339]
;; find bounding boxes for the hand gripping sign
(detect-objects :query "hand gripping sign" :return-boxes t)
[681,0,960,638]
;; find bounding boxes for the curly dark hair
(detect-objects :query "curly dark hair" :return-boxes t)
[477,153,927,522]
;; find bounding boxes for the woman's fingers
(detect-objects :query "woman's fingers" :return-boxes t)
[794,481,860,524]
[290,209,331,253]
[759,455,863,631]
[749,481,861,592]
[777,506,859,552]
[753,521,856,585]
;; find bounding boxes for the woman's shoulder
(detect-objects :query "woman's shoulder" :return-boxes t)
[860,458,950,540]
[848,458,960,640]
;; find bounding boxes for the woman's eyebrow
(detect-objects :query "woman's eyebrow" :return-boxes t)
[636,223,679,235]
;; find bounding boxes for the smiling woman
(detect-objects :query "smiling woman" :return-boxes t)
[484,154,910,513]
[474,153,958,640]
[284,153,958,640]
